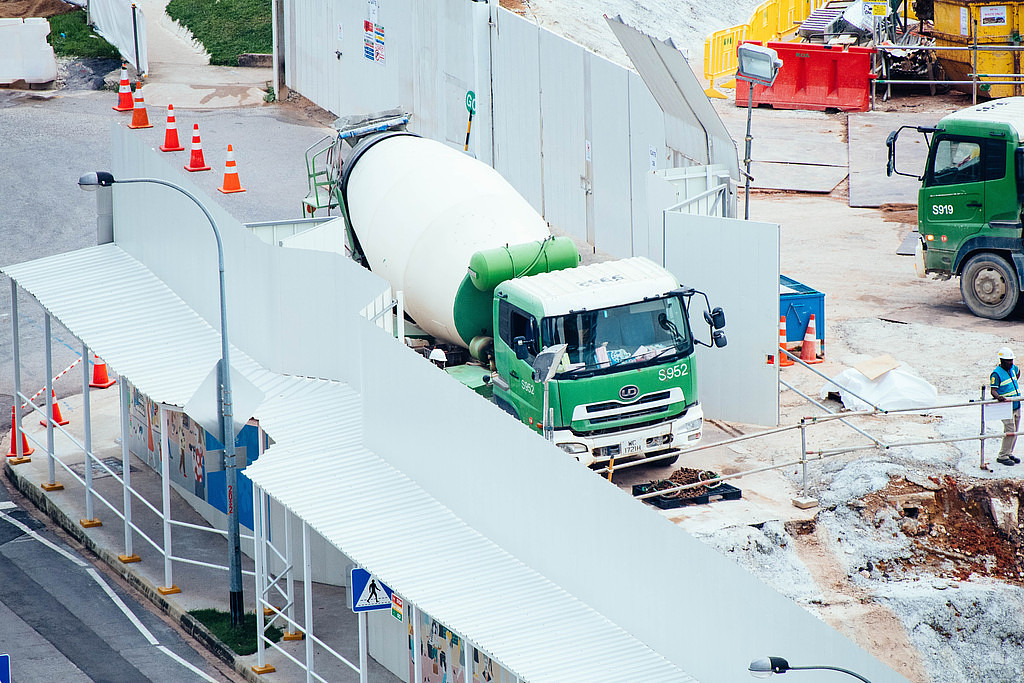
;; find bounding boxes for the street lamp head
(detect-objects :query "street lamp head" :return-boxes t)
[736,44,783,87]
[749,656,790,678]
[78,171,116,191]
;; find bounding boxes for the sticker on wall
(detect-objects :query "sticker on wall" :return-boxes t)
[980,5,1007,26]
[364,21,385,63]
[960,7,970,35]
[337,22,344,42]
[368,0,378,23]
[649,145,658,171]
[392,594,404,622]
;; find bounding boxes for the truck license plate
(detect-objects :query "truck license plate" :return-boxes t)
[622,439,642,455]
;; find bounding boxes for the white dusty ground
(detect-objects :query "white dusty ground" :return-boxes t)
[514,2,1024,681]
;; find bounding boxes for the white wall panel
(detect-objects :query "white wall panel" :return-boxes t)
[538,27,586,240]
[358,321,896,682]
[627,70,666,259]
[493,11,543,214]
[110,130,388,388]
[665,213,779,426]
[589,53,632,259]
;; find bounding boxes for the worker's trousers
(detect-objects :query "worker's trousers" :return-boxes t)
[1000,408,1021,456]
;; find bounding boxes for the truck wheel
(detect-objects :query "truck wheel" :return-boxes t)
[960,254,1020,320]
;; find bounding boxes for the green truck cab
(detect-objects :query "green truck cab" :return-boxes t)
[486,257,724,467]
[887,98,1024,319]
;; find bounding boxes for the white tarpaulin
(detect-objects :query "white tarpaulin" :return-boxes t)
[822,365,938,412]
[88,0,149,74]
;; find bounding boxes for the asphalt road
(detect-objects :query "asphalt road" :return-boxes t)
[0,477,236,682]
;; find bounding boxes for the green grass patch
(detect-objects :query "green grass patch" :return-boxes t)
[47,10,121,60]
[166,0,272,66]
[189,608,283,656]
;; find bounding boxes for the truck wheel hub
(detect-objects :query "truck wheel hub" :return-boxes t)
[974,268,1007,304]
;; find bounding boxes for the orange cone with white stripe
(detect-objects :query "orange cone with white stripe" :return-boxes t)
[7,407,34,458]
[159,105,185,152]
[779,315,793,367]
[217,145,246,194]
[90,354,116,389]
[40,390,69,427]
[799,314,823,364]
[112,63,133,112]
[184,124,211,172]
[128,81,153,129]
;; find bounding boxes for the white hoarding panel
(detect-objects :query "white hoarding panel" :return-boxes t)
[493,10,543,213]
[665,213,779,426]
[589,52,632,259]
[538,27,586,240]
[628,70,666,259]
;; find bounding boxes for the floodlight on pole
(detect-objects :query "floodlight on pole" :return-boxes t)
[735,44,783,220]
[749,656,872,682]
[78,171,245,628]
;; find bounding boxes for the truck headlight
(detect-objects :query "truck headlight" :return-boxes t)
[678,418,702,433]
[557,443,588,455]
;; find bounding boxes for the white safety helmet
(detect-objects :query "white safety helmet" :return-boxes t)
[428,348,447,363]
[998,346,1015,361]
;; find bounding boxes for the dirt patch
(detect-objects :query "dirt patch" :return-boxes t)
[500,0,531,15]
[0,0,77,19]
[860,475,1024,583]
[879,202,919,225]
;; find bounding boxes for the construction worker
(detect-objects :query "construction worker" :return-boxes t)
[990,346,1021,466]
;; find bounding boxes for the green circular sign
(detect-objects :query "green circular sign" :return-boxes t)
[466,90,476,115]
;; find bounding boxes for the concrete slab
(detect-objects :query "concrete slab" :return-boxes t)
[713,100,848,192]
[848,110,944,208]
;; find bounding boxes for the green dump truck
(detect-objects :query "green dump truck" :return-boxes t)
[887,98,1024,319]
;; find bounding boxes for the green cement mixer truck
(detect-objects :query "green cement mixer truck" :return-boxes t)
[317,115,726,468]
[887,98,1024,319]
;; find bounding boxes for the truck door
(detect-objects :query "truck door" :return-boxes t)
[495,300,544,427]
[921,136,986,254]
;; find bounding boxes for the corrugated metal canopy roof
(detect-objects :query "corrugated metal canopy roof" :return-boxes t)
[2,243,695,682]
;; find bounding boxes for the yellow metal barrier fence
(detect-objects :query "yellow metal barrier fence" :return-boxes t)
[703,0,827,98]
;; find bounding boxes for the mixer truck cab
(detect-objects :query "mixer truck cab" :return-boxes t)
[490,258,722,467]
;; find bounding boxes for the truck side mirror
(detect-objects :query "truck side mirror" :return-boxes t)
[513,336,530,361]
[712,330,727,348]
[886,130,897,177]
[704,307,726,330]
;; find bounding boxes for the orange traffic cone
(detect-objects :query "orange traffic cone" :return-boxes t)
[7,407,34,458]
[799,314,823,364]
[217,145,246,194]
[184,124,211,172]
[779,315,793,367]
[90,354,116,389]
[159,104,185,152]
[40,390,69,427]
[128,81,153,129]
[112,63,134,112]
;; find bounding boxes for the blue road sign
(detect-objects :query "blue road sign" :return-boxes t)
[350,568,392,613]
[0,653,10,683]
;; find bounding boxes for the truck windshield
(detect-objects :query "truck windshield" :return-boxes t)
[542,296,693,378]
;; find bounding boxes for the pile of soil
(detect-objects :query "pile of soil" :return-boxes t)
[645,467,723,499]
[860,475,1024,583]
[0,0,77,19]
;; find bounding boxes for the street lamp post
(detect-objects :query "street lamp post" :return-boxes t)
[78,171,244,627]
[735,44,783,220]
[749,656,872,683]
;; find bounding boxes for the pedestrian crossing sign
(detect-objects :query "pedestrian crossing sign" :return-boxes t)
[350,567,393,613]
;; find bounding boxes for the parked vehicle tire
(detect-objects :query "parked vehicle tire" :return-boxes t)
[960,253,1020,320]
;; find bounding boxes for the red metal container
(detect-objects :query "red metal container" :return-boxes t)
[735,41,876,112]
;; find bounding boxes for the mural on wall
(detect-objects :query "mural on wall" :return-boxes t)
[125,380,261,529]
[409,612,508,683]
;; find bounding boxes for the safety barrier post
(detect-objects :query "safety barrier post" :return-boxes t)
[118,381,140,562]
[10,281,28,465]
[793,418,817,509]
[252,485,276,674]
[973,20,979,105]
[131,4,140,77]
[158,405,179,594]
[41,314,62,491]
[81,342,99,526]
[980,384,988,470]
[303,522,315,678]
[412,603,423,683]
